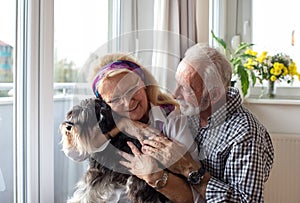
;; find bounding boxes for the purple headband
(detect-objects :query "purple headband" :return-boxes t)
[92,60,145,98]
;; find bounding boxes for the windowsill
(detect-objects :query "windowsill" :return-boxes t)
[243,86,300,134]
[244,85,300,105]
[245,97,300,105]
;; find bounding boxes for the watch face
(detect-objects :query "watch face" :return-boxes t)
[189,171,202,184]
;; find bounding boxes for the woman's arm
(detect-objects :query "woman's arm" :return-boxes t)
[119,142,195,203]
[142,136,211,199]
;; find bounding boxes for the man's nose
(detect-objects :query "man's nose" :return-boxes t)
[173,86,181,99]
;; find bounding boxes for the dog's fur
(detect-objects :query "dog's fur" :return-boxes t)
[60,98,171,203]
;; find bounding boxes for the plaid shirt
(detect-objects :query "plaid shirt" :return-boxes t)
[188,87,274,203]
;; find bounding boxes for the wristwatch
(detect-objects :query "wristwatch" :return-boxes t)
[187,166,206,185]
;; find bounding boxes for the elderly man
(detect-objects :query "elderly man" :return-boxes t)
[121,44,274,202]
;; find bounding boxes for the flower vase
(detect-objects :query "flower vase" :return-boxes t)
[267,81,276,98]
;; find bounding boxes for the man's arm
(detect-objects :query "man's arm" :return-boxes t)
[154,164,210,202]
[205,138,266,202]
[143,170,195,203]
[142,134,270,202]
[142,136,210,200]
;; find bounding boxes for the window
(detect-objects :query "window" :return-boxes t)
[211,0,300,99]
[0,0,15,202]
[53,0,109,202]
[0,0,111,202]
[252,0,300,86]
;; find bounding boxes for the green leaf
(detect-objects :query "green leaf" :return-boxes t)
[211,30,227,49]
[233,43,254,55]
[237,65,250,96]
[239,53,256,59]
[251,71,256,86]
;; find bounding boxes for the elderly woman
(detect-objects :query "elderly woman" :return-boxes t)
[61,53,199,202]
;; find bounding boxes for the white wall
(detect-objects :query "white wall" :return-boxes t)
[244,98,300,202]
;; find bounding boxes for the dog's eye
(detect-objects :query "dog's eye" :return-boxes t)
[62,121,74,131]
[66,125,72,131]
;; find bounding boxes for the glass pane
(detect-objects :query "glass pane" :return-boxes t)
[0,0,16,202]
[54,0,109,202]
[252,0,300,86]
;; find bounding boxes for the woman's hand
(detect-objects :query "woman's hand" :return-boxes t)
[142,136,197,176]
[116,118,161,143]
[119,141,163,183]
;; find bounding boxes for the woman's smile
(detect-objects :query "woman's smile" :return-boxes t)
[128,103,139,112]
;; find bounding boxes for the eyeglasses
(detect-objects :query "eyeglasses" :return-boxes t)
[105,79,143,106]
[92,60,145,98]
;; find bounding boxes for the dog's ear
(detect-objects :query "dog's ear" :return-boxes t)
[94,98,116,134]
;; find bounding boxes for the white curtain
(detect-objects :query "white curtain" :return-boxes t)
[90,0,209,93]
[151,0,209,93]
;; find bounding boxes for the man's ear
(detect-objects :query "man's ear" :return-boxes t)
[209,87,222,103]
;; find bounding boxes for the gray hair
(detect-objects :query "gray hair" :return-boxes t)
[183,44,232,92]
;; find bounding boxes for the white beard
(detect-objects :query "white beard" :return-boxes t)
[177,99,200,116]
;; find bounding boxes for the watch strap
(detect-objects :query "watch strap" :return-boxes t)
[187,164,206,184]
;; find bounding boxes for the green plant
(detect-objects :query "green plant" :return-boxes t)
[211,30,256,97]
[244,51,300,84]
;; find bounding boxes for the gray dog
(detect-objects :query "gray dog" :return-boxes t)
[59,98,171,203]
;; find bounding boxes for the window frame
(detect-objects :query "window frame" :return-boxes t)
[15,0,54,202]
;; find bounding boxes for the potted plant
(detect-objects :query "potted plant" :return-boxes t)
[211,30,256,97]
[243,51,299,97]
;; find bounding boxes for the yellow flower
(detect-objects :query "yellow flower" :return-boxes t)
[273,62,284,76]
[282,67,288,76]
[289,62,297,75]
[244,65,253,70]
[257,51,267,63]
[244,58,256,69]
[270,75,277,81]
[245,49,257,56]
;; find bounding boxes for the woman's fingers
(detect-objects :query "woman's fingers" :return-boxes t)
[142,136,191,172]
[143,135,171,147]
[127,141,142,156]
[142,139,166,149]
[119,142,161,177]
[119,160,131,168]
[119,150,134,161]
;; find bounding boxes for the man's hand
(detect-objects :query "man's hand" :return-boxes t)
[142,135,199,177]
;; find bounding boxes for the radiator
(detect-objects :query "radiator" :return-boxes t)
[264,133,300,203]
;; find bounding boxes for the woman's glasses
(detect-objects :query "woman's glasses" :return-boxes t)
[106,79,142,106]
[92,60,145,99]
